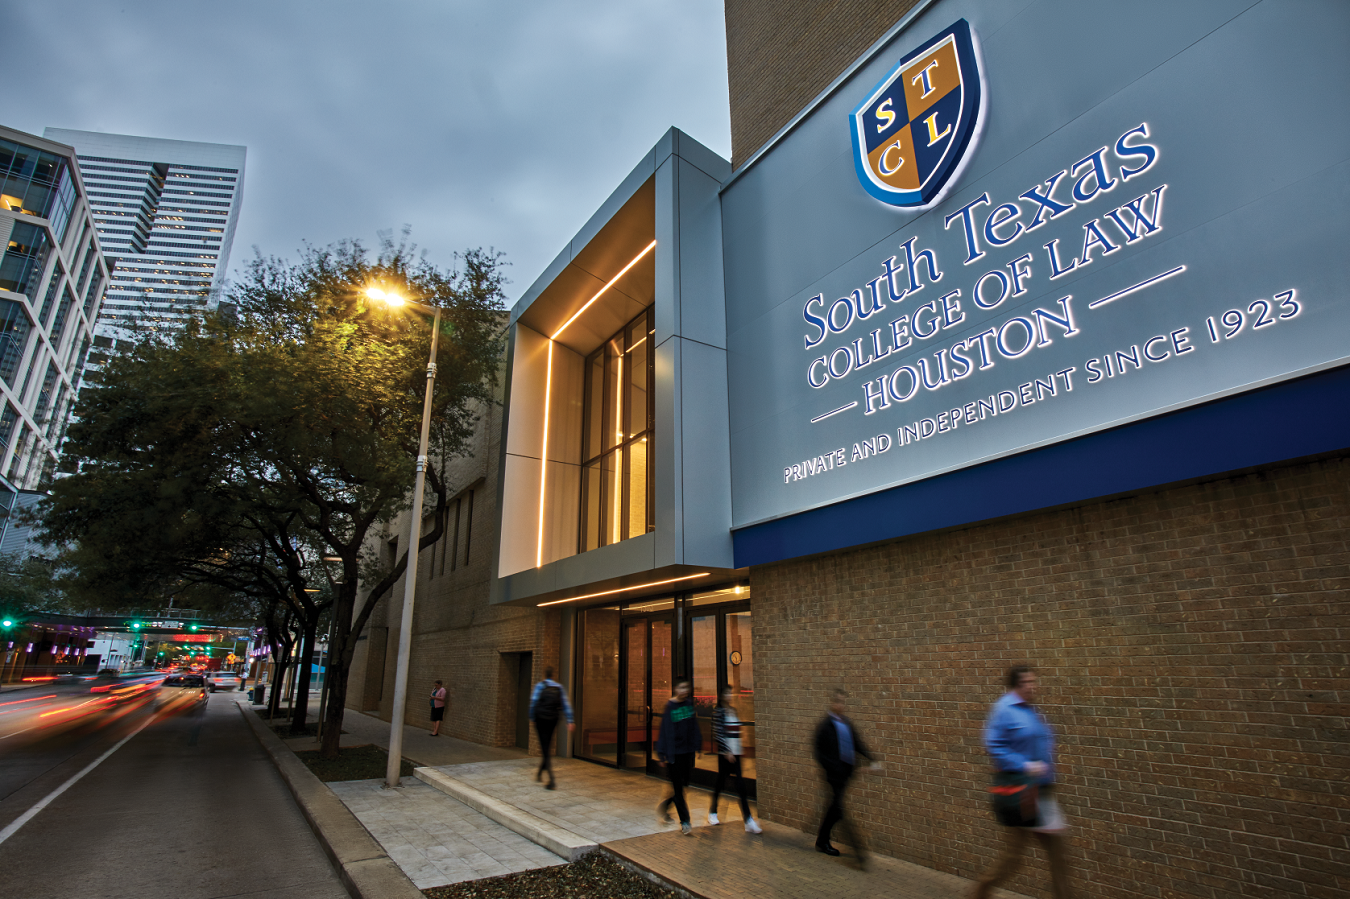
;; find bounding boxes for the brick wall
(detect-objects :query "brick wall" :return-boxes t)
[752,456,1349,899]
[725,0,921,168]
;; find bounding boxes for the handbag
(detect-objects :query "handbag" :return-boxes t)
[989,771,1039,827]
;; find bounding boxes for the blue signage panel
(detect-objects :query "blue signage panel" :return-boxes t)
[721,0,1350,532]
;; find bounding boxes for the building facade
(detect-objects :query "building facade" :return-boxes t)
[41,129,245,345]
[0,126,107,501]
[357,3,1347,898]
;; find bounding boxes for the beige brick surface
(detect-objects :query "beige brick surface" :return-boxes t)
[750,456,1350,899]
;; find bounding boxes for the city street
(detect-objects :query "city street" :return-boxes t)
[0,691,348,899]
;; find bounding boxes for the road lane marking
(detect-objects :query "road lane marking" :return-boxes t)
[0,710,159,847]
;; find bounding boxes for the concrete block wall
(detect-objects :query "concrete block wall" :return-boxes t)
[751,455,1349,899]
[725,0,921,167]
[348,390,559,750]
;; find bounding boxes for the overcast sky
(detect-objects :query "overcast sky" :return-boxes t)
[10,1,730,304]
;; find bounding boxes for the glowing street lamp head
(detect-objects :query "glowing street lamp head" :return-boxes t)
[366,286,405,306]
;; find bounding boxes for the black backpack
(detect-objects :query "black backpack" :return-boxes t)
[536,683,563,723]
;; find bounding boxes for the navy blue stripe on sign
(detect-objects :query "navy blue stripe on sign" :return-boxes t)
[732,364,1350,568]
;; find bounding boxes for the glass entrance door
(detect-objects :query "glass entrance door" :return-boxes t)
[644,617,672,775]
[687,603,754,794]
[575,589,751,793]
[622,619,647,768]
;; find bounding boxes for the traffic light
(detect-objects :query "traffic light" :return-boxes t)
[130,621,143,631]
[188,623,199,632]
[1,617,13,630]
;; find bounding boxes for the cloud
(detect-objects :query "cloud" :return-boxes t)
[11,0,729,301]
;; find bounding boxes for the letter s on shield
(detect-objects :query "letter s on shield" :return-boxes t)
[850,19,984,209]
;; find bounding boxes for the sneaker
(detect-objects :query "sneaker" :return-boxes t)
[707,813,720,826]
[681,822,692,835]
[745,817,762,834]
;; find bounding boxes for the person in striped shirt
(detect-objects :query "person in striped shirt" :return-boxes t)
[709,685,762,833]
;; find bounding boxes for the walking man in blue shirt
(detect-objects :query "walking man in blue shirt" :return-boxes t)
[528,667,574,790]
[972,666,1072,899]
[813,688,876,864]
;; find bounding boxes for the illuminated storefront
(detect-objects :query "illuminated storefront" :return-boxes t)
[492,1,1347,887]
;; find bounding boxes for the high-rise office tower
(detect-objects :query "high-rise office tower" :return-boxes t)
[0,126,106,502]
[43,129,245,340]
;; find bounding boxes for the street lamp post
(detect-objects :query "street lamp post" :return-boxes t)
[368,287,441,789]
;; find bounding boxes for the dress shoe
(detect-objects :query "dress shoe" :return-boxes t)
[816,843,841,856]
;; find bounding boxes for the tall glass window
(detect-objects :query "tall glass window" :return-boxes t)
[580,307,654,551]
[0,222,51,298]
[0,300,33,389]
[0,139,72,235]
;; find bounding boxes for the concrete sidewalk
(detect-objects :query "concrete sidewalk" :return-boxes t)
[404,756,1026,899]
[252,699,1030,899]
[276,701,529,767]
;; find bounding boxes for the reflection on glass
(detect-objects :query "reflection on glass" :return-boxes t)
[586,351,603,457]
[628,321,647,439]
[626,438,647,540]
[605,449,622,546]
[691,614,717,773]
[579,608,621,764]
[582,459,601,551]
[726,610,755,779]
[605,337,622,452]
[688,584,749,607]
[650,619,672,752]
[623,620,647,768]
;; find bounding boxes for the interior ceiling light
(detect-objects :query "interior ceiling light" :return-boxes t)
[551,240,656,340]
[536,572,710,607]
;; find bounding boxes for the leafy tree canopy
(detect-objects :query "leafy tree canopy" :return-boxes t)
[41,237,507,745]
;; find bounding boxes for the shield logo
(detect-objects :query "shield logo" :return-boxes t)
[850,19,983,209]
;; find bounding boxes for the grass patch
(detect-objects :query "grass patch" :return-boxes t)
[293,743,416,782]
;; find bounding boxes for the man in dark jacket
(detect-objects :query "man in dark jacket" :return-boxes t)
[813,688,876,861]
[655,679,702,834]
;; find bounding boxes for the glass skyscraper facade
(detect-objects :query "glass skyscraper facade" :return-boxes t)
[0,126,106,496]
[42,129,245,343]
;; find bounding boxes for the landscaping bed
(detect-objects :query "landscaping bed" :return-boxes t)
[422,853,675,899]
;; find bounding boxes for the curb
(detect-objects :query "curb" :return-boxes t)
[414,766,596,861]
[236,701,424,899]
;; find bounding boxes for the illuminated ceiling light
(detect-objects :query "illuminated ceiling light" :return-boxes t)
[551,240,656,340]
[536,573,711,607]
[535,340,554,568]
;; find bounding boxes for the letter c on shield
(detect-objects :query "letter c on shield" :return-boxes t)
[879,139,906,176]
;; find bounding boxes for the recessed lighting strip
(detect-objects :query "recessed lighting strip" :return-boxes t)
[535,339,554,568]
[536,572,710,607]
[551,239,657,340]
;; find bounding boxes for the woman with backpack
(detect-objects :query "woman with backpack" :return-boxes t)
[528,667,574,789]
[709,685,762,833]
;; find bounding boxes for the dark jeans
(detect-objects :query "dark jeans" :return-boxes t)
[817,765,862,853]
[535,718,558,782]
[658,753,695,824]
[711,754,752,819]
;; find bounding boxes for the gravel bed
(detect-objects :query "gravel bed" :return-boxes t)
[422,853,676,899]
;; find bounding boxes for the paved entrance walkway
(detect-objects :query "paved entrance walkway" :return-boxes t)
[330,777,565,889]
[426,756,755,843]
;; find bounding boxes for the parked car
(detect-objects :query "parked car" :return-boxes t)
[158,674,208,711]
[206,672,242,693]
